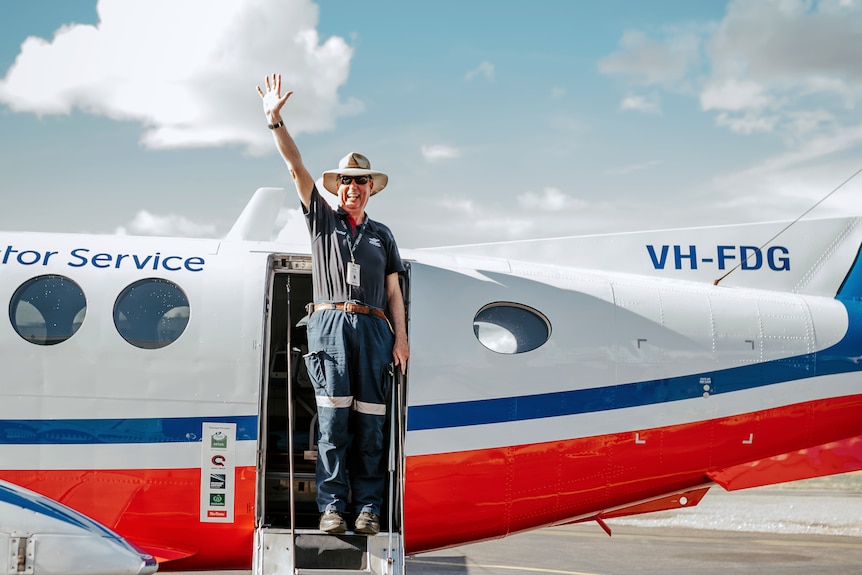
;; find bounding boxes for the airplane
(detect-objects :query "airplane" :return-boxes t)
[0,185,860,574]
[0,478,157,575]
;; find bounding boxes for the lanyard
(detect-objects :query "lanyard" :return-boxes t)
[340,218,367,263]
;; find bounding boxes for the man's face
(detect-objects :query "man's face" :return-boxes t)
[338,174,374,214]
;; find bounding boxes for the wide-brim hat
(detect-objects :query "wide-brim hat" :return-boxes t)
[322,152,389,196]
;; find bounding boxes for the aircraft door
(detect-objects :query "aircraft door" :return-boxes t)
[254,255,407,575]
[260,263,316,530]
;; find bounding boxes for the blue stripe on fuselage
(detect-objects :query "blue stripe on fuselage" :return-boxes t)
[407,299,862,432]
[6,277,862,440]
[0,415,257,445]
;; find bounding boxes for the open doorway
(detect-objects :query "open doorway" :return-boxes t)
[258,255,408,535]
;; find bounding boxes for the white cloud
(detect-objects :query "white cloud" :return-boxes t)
[437,197,480,215]
[517,187,588,211]
[424,190,701,245]
[716,123,862,183]
[274,207,311,245]
[620,94,661,114]
[701,122,862,224]
[600,0,862,144]
[698,0,862,138]
[598,28,703,89]
[0,0,353,154]
[114,210,217,237]
[470,216,535,238]
[700,79,771,111]
[421,144,460,163]
[708,0,862,86]
[787,109,836,138]
[714,111,779,134]
[465,61,495,82]
[434,196,535,240]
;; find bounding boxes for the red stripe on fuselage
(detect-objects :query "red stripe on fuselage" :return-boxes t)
[403,394,862,553]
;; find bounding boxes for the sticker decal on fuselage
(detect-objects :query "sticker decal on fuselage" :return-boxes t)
[200,422,236,523]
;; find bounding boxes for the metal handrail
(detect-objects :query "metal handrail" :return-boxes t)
[285,276,297,570]
[396,368,407,575]
[386,365,396,573]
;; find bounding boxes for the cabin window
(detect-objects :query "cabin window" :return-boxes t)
[473,302,551,354]
[114,278,190,349]
[9,275,87,345]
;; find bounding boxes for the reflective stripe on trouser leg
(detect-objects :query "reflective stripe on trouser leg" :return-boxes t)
[353,399,386,416]
[317,396,354,409]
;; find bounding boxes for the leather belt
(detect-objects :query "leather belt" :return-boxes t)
[313,302,388,322]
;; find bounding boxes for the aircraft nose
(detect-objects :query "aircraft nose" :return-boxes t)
[0,479,158,575]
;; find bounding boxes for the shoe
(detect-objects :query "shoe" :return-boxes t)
[319,510,347,534]
[354,511,380,535]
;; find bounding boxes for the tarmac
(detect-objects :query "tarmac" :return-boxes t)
[407,472,862,575]
[407,522,862,575]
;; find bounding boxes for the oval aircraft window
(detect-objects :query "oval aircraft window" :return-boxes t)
[9,275,87,345]
[473,302,551,354]
[114,278,190,349]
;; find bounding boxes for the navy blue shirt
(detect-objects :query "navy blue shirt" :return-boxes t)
[304,185,404,309]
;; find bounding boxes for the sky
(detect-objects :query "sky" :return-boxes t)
[2,0,862,249]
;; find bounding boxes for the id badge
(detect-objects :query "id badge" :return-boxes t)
[347,262,361,287]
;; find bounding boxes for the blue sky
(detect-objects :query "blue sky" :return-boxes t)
[2,0,862,248]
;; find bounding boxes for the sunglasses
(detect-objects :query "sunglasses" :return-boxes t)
[339,175,371,185]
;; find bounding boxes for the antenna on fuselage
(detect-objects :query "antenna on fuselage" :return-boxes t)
[713,165,862,286]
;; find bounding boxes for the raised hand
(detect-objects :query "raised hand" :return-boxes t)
[256,73,292,120]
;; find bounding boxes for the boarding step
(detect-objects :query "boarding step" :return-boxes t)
[255,528,403,575]
[295,533,367,571]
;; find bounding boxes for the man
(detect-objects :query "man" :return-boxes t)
[257,73,409,536]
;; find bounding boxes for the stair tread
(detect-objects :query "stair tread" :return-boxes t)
[295,569,370,575]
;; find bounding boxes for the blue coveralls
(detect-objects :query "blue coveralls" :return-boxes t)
[302,185,404,516]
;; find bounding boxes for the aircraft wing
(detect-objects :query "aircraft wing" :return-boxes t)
[708,434,862,491]
[0,479,157,575]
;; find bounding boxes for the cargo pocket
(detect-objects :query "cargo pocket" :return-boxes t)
[303,350,327,395]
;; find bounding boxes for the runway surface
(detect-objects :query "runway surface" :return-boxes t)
[407,473,862,574]
[406,523,862,575]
